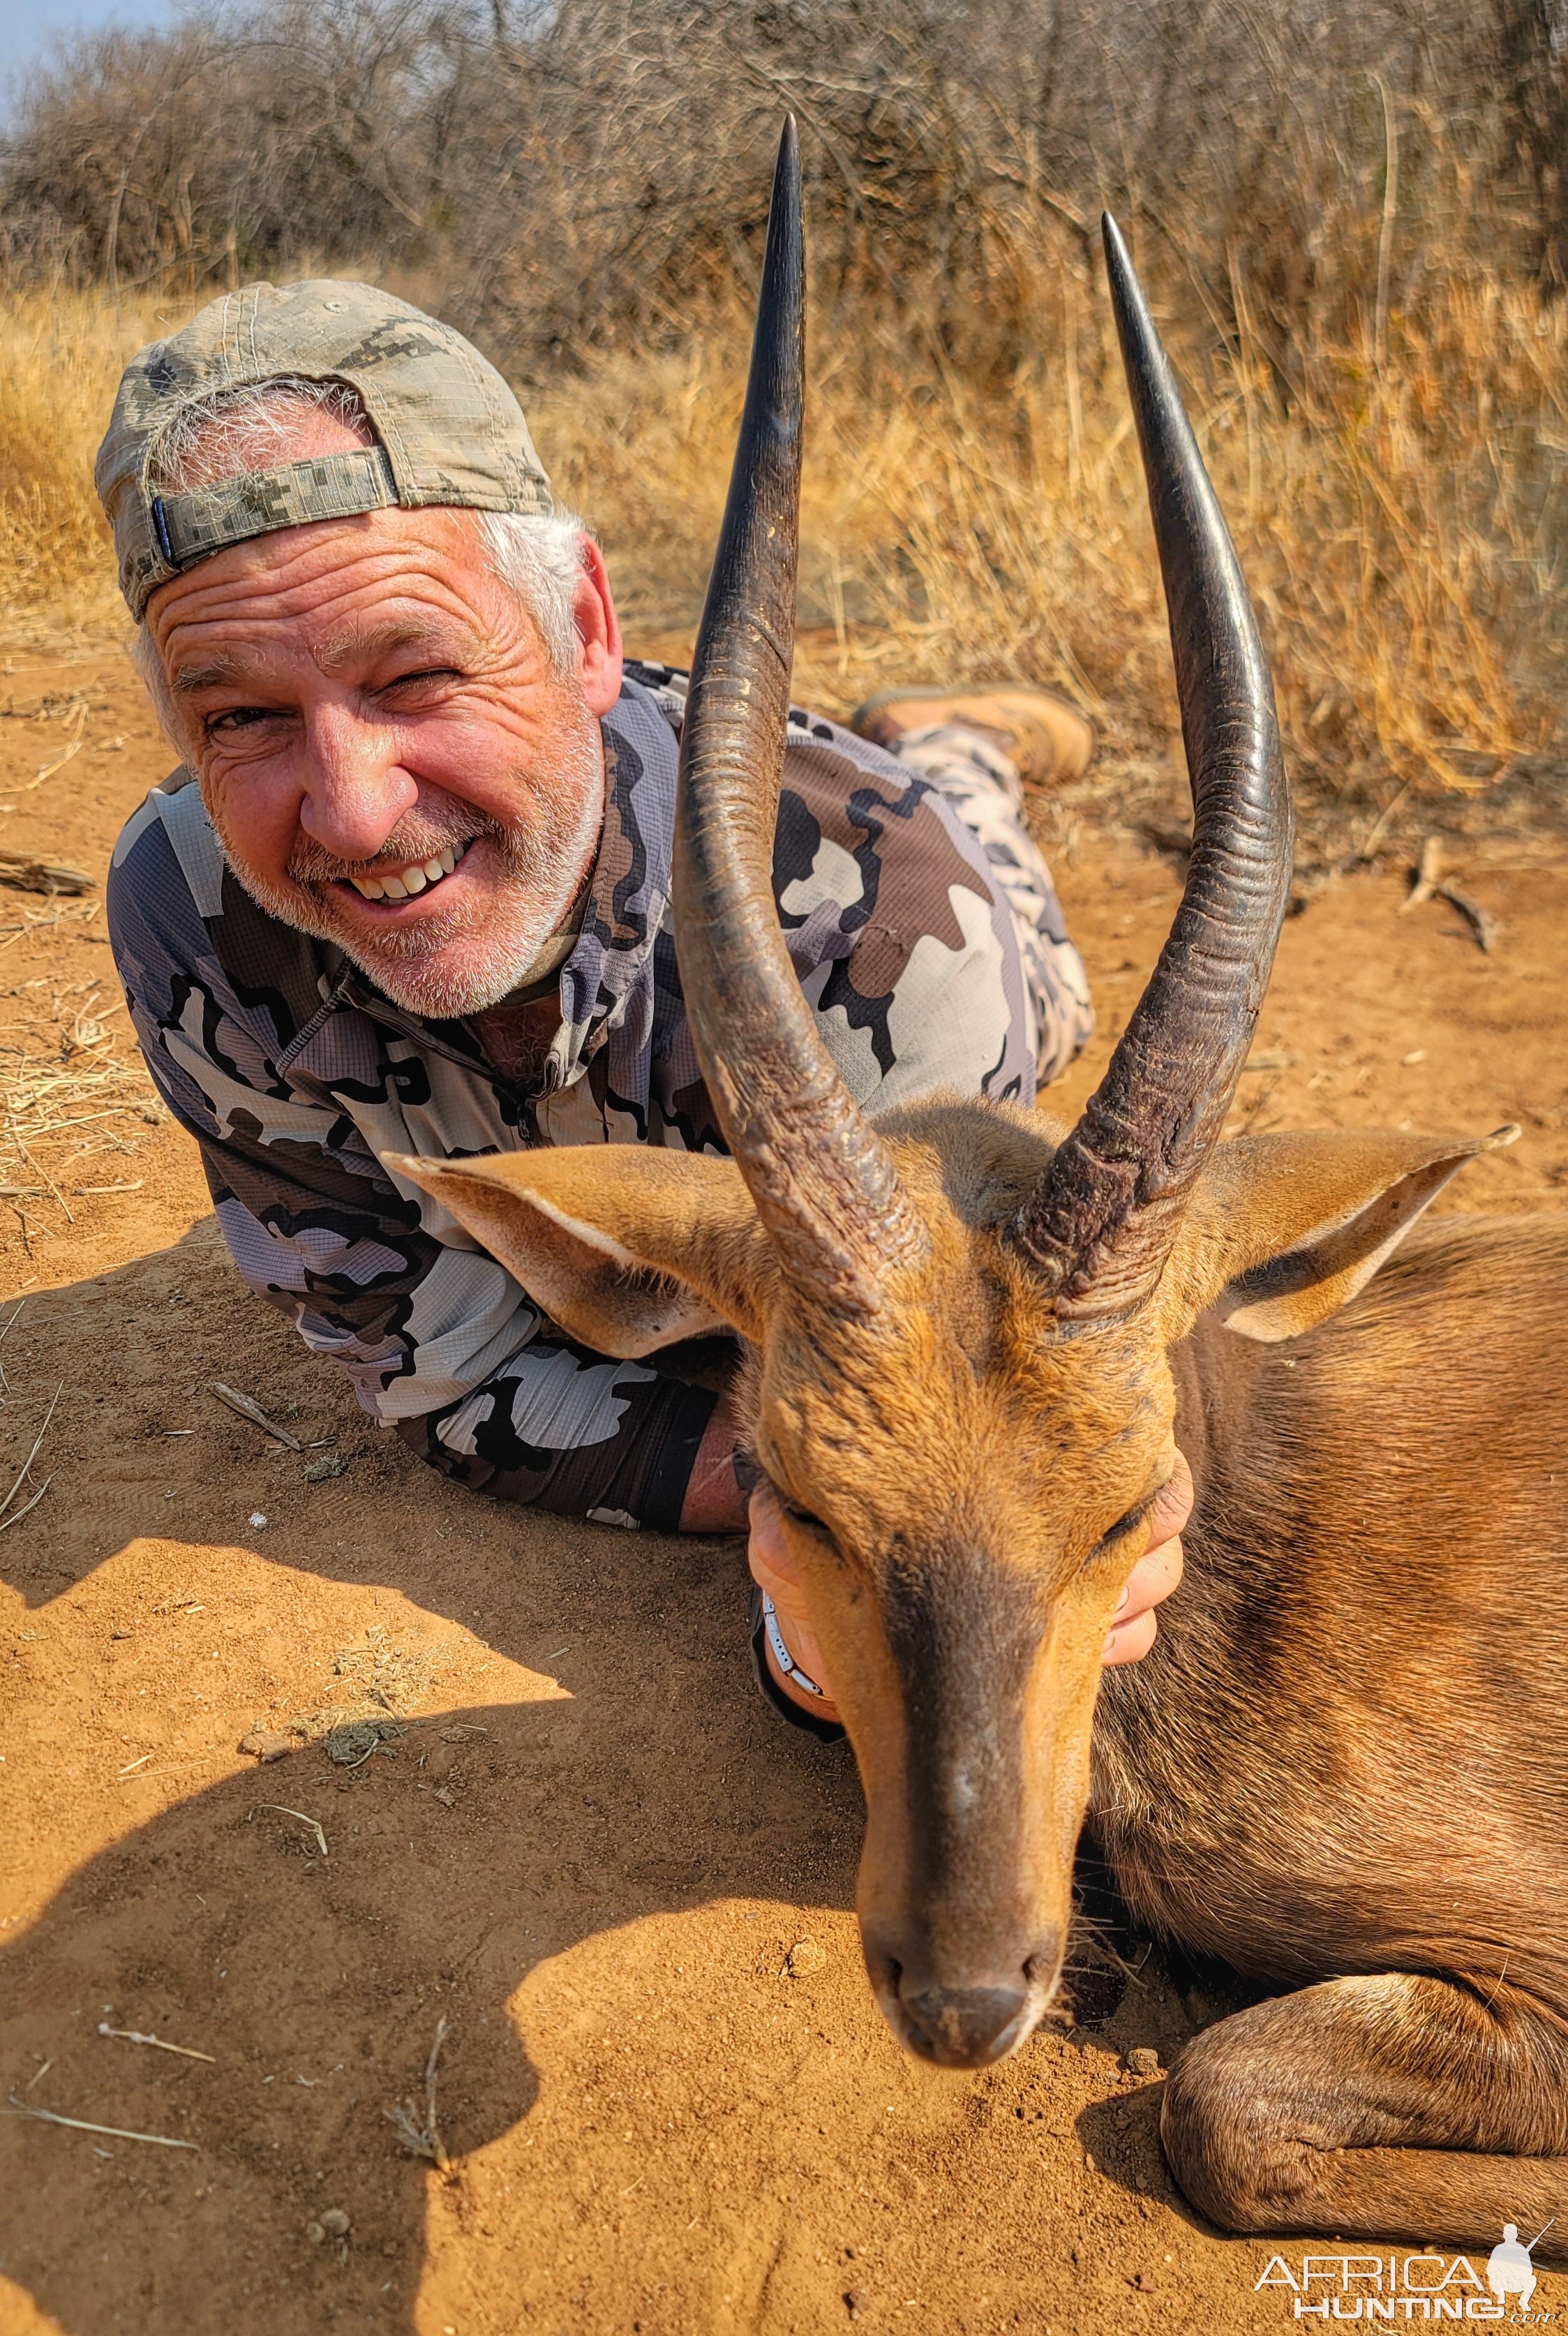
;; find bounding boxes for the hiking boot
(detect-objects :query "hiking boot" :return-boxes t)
[851,685,1096,787]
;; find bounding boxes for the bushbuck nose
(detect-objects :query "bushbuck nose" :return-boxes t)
[895,1974,1035,2067]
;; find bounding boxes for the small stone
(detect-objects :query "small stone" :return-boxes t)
[319,2208,350,2238]
[1130,2268,1158,2292]
[786,1936,827,1977]
[248,1511,268,1529]
[844,2294,865,2321]
[1124,2046,1161,2076]
[305,2221,325,2245]
[237,1726,294,1763]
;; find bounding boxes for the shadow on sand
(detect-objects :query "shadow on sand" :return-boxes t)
[0,1219,1183,2333]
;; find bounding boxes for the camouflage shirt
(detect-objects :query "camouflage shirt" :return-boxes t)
[107,664,1043,1529]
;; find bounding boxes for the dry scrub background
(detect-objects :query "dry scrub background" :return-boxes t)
[3,0,1568,832]
[4,258,1567,831]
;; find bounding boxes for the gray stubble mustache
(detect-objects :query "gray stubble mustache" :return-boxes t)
[286,812,502,890]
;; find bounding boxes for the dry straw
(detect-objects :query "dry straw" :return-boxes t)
[0,950,160,1237]
[0,235,1562,813]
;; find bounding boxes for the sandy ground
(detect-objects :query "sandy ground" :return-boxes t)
[0,643,1565,2336]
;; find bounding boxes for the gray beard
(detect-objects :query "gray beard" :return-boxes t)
[207,722,605,1020]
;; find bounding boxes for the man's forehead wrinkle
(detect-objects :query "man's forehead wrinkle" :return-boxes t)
[145,503,506,643]
[153,555,504,704]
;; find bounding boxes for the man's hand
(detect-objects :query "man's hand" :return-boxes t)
[747,1475,834,1711]
[1103,1448,1192,1667]
[747,1450,1195,1722]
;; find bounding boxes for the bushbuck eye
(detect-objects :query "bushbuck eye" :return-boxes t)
[1095,1496,1156,1554]
[782,1498,830,1533]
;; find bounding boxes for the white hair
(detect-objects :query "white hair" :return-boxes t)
[147,373,371,487]
[133,375,586,741]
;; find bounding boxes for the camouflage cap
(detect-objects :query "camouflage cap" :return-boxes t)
[96,278,554,620]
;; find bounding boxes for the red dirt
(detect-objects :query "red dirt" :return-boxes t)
[0,644,1563,2335]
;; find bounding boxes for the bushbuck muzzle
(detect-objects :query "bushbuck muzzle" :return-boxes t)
[384,121,1568,2242]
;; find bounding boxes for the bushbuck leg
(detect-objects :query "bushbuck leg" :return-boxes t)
[1162,1974,1568,2244]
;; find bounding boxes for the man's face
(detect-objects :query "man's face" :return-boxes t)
[144,495,621,1019]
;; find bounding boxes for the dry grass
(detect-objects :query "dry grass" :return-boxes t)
[0,286,165,632]
[542,259,1568,806]
[3,255,1565,814]
[0,933,161,1229]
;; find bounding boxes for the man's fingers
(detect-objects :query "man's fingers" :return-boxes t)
[747,1477,791,1580]
[1104,1537,1184,1663]
[1120,1537,1186,1618]
[749,1483,837,1709]
[1102,1450,1193,1666]
[1103,1607,1160,1667]
[1143,1447,1195,1552]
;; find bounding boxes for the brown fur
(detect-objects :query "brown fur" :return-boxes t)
[384,1103,1565,2244]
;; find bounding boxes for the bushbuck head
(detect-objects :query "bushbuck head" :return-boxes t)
[384,124,1514,2070]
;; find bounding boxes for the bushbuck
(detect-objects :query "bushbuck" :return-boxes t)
[386,126,1568,2245]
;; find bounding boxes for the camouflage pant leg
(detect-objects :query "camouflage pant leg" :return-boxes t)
[886,722,1095,1087]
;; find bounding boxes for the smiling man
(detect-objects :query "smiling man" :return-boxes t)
[100,279,1184,1732]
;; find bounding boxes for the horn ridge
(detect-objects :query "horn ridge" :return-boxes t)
[673,117,927,1318]
[1014,214,1294,1322]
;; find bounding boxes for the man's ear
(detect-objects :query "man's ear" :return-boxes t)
[1159,1124,1520,1344]
[380,1147,775,1356]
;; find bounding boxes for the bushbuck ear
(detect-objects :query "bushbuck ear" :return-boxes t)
[1161,1124,1521,1343]
[379,1147,775,1355]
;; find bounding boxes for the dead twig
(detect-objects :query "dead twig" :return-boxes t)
[1,1475,55,1532]
[1434,882,1498,953]
[21,699,87,792]
[0,1476,54,1532]
[1401,835,1447,912]
[1400,836,1499,951]
[253,1803,328,1857]
[1354,779,1410,863]
[207,1381,303,1451]
[3,2094,197,2149]
[386,2013,451,2173]
[98,2023,216,2063]
[0,852,94,896]
[19,1140,72,1223]
[0,1381,61,1529]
